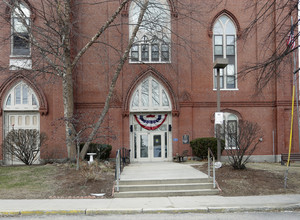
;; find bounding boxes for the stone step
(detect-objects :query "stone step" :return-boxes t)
[117,183,214,192]
[118,178,211,185]
[114,189,219,198]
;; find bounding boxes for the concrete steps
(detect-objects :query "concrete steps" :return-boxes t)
[114,178,219,198]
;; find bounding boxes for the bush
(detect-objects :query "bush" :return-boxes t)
[3,129,47,165]
[190,137,224,159]
[80,143,112,161]
[225,120,263,170]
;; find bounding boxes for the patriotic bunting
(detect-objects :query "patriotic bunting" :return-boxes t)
[134,114,167,130]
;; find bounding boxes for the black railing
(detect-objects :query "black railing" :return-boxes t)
[115,147,131,192]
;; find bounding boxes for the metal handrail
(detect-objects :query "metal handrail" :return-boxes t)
[115,147,131,192]
[115,149,121,192]
[207,148,216,188]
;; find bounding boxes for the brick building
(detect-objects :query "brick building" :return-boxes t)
[0,0,298,164]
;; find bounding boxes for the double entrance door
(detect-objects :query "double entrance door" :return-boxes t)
[137,132,166,162]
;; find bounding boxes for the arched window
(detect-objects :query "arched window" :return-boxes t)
[219,113,238,148]
[129,0,171,63]
[213,15,237,89]
[130,76,171,112]
[11,2,30,56]
[4,81,39,111]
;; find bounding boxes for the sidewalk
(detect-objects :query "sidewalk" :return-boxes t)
[0,194,300,216]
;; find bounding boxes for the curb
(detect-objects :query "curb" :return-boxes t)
[1,204,300,216]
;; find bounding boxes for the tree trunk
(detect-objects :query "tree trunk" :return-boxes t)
[62,67,76,159]
[79,0,149,159]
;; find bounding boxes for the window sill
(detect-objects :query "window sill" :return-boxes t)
[213,88,239,91]
[9,59,32,70]
[10,55,31,58]
[129,61,171,64]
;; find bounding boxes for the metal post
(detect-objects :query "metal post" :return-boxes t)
[217,68,221,162]
[213,58,228,162]
[208,150,211,178]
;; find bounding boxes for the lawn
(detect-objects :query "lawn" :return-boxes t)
[0,162,115,199]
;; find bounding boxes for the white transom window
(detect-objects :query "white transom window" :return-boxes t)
[4,81,39,111]
[130,77,171,112]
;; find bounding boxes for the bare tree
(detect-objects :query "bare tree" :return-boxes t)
[239,0,298,93]
[0,0,223,161]
[0,0,142,160]
[3,129,47,165]
[225,120,263,169]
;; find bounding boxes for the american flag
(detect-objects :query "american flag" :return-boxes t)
[287,24,296,50]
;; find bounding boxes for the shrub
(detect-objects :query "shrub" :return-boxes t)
[79,161,102,185]
[80,143,112,161]
[190,137,224,159]
[3,129,47,165]
[225,120,263,170]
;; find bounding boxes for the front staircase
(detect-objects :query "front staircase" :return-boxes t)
[114,177,218,198]
[114,162,219,198]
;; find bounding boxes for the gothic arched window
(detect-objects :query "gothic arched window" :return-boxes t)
[213,15,237,89]
[130,76,171,112]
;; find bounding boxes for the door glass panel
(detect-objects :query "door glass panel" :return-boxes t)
[18,116,22,126]
[134,133,137,158]
[25,116,30,126]
[165,132,168,158]
[10,116,15,126]
[153,135,161,158]
[140,134,148,158]
[32,116,37,125]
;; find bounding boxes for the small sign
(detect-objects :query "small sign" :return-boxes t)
[183,135,189,144]
[215,112,224,125]
[173,138,178,142]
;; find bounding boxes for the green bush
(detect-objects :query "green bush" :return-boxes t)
[80,143,112,161]
[190,137,225,159]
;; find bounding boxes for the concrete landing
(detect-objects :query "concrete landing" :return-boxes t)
[120,162,208,181]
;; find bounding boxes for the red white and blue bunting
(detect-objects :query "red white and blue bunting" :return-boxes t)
[134,114,167,130]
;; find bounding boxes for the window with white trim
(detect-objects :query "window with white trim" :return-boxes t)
[11,2,30,56]
[129,0,171,63]
[213,15,237,89]
[130,76,171,112]
[4,81,39,111]
[218,113,238,148]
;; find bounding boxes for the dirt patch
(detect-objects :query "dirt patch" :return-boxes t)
[0,162,115,199]
[193,162,300,196]
[54,163,115,198]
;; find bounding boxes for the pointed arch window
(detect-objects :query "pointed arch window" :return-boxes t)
[130,77,171,112]
[213,15,237,89]
[11,2,31,56]
[4,82,39,111]
[129,0,171,63]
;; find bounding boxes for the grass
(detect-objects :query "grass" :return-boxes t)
[0,165,59,199]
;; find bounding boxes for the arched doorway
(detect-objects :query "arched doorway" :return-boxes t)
[3,81,40,165]
[129,76,172,162]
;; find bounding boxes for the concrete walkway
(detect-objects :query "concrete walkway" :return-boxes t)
[0,194,300,216]
[120,162,208,180]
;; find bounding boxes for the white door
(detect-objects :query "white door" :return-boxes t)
[3,112,40,165]
[137,132,165,162]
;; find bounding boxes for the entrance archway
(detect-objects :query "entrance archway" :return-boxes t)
[3,81,40,165]
[129,76,172,162]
